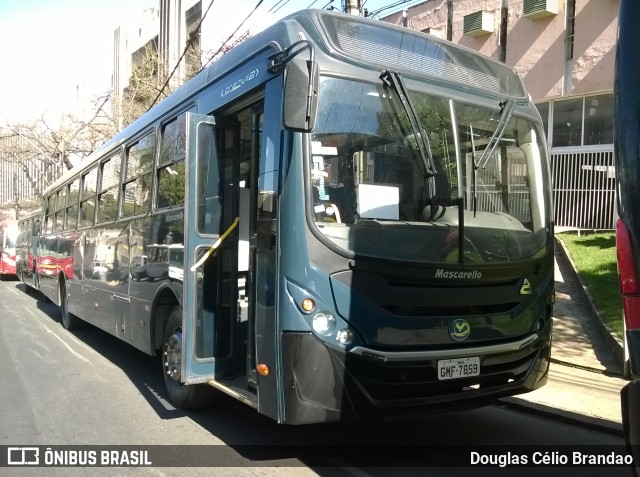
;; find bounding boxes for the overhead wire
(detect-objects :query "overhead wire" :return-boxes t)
[147,0,327,111]
[202,0,265,69]
[268,0,287,13]
[147,0,217,111]
[272,0,293,14]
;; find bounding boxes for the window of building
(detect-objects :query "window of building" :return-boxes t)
[535,102,550,142]
[546,93,614,148]
[583,94,614,145]
[552,97,583,147]
[565,0,576,61]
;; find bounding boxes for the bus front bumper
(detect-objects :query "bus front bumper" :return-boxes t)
[280,321,551,425]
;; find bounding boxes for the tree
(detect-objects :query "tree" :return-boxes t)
[0,92,116,203]
[1,25,252,216]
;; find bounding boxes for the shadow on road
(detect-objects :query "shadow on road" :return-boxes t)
[11,282,627,474]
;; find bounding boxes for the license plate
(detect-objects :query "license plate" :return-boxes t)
[437,357,481,380]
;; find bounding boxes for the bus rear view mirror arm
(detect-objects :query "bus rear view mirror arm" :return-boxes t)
[269,40,319,132]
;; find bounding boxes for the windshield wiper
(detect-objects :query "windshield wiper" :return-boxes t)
[379,70,439,218]
[477,99,515,170]
[470,125,478,218]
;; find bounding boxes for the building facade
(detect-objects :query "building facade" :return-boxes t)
[112,0,203,117]
[382,0,618,229]
[0,131,57,219]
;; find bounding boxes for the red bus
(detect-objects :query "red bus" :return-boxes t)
[0,220,19,279]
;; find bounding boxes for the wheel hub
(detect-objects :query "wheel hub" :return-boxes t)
[164,329,182,382]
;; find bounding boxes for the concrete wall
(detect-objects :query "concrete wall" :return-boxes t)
[382,0,618,102]
[570,0,617,96]
[507,1,567,99]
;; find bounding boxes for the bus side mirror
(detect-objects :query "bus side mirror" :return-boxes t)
[283,58,318,132]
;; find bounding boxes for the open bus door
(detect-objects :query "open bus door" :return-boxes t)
[182,112,231,383]
[179,110,263,411]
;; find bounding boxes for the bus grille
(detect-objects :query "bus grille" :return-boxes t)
[346,347,539,402]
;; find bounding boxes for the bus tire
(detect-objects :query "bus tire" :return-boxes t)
[60,279,81,330]
[162,306,215,409]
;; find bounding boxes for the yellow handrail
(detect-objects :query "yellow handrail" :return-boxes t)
[189,217,240,271]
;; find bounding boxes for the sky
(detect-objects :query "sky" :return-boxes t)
[0,0,415,126]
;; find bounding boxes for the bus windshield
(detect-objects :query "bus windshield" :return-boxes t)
[3,225,18,251]
[309,76,550,264]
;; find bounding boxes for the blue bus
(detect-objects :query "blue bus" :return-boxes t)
[20,9,554,424]
[617,0,640,462]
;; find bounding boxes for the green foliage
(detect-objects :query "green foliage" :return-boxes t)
[158,161,185,208]
[558,232,623,338]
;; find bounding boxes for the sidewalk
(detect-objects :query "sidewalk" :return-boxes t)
[499,237,628,435]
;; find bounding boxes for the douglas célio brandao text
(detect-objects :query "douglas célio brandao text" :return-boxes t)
[470,451,633,467]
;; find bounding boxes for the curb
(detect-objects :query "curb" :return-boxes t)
[554,236,625,371]
[498,397,624,437]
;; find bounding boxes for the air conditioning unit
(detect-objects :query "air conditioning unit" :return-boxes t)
[523,0,558,20]
[422,27,444,39]
[463,11,494,37]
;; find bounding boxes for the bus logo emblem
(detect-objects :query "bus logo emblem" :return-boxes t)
[449,319,471,341]
[520,278,532,295]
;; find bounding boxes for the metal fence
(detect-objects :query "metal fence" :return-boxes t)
[551,146,616,230]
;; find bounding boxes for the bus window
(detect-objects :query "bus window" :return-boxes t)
[196,123,221,235]
[55,188,66,233]
[97,154,121,223]
[65,179,80,230]
[80,167,97,227]
[123,132,154,217]
[157,111,189,209]
[43,195,55,235]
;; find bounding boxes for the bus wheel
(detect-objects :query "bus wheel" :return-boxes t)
[60,280,81,330]
[162,306,215,409]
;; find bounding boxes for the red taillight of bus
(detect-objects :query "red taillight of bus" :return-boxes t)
[616,219,640,331]
[617,219,639,295]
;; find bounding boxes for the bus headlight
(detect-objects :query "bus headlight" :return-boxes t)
[336,328,354,346]
[312,312,336,335]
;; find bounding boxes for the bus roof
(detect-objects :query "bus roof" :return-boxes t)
[44,9,525,196]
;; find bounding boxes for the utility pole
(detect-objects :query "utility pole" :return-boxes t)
[345,0,361,15]
[446,0,453,41]
[13,174,19,220]
[499,0,508,63]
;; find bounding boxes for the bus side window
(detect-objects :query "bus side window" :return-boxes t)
[65,179,80,230]
[157,110,190,209]
[97,154,121,223]
[44,195,55,235]
[123,132,155,218]
[80,167,98,227]
[55,188,66,233]
[197,124,222,235]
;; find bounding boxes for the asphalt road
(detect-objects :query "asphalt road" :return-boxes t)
[0,279,633,477]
